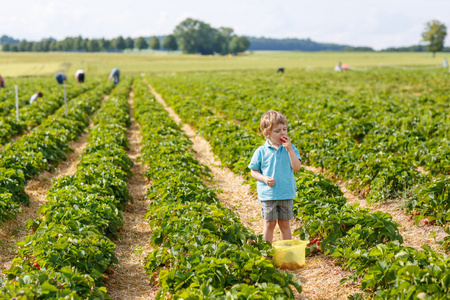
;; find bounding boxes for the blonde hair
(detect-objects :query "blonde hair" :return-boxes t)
[260,110,287,136]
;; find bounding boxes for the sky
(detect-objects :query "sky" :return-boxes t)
[2,0,449,50]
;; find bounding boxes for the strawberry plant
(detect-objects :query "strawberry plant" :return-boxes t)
[133,78,301,298]
[145,71,450,299]
[0,78,133,298]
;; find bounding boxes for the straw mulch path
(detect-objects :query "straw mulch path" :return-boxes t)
[148,85,362,300]
[304,166,448,255]
[104,91,157,300]
[0,117,93,275]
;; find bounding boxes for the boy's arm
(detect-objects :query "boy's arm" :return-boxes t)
[287,149,301,172]
[250,169,275,187]
[281,137,302,172]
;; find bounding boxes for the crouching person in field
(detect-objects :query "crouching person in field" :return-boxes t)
[109,68,120,85]
[30,91,43,104]
[248,110,301,243]
[55,72,67,85]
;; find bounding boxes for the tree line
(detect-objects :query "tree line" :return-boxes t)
[0,18,250,55]
[0,35,179,53]
[1,19,447,56]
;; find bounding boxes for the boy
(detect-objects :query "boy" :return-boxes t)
[248,110,301,243]
[30,92,43,104]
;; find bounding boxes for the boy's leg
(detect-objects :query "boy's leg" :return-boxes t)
[277,199,294,240]
[261,200,277,243]
[263,220,277,243]
[278,219,292,240]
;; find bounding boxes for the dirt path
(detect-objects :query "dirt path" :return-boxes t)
[304,166,448,255]
[0,120,92,274]
[148,85,361,300]
[105,91,157,300]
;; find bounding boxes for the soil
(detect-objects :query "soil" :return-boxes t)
[104,91,157,300]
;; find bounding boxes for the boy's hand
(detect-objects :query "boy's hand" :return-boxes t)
[265,176,275,187]
[281,136,293,151]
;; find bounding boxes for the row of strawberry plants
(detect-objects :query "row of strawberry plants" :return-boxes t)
[0,78,59,115]
[133,78,301,299]
[294,169,450,299]
[148,79,450,299]
[145,73,425,200]
[0,78,134,299]
[0,81,114,226]
[147,72,450,233]
[210,72,450,244]
[0,78,98,146]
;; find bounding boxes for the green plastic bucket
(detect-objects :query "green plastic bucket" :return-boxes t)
[272,240,309,270]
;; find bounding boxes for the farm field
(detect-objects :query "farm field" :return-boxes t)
[0,51,449,77]
[0,53,450,299]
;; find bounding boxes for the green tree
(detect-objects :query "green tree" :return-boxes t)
[73,36,83,51]
[32,42,41,52]
[125,37,134,49]
[422,20,447,57]
[229,36,251,54]
[40,38,54,52]
[18,40,28,51]
[49,41,58,51]
[135,37,148,50]
[59,38,71,51]
[216,27,234,55]
[23,41,33,51]
[100,38,111,51]
[174,18,218,54]
[114,36,126,51]
[2,42,10,51]
[149,36,160,50]
[87,39,101,52]
[162,34,178,51]
[81,38,89,51]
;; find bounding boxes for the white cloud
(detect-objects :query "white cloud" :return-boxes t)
[1,0,449,48]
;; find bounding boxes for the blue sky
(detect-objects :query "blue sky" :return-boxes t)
[2,0,449,50]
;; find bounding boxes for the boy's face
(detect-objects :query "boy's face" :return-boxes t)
[265,123,287,145]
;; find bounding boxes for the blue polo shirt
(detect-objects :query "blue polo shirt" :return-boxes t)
[248,140,301,201]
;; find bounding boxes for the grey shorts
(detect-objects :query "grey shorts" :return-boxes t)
[260,199,294,221]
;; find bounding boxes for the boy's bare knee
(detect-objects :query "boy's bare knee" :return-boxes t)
[277,219,290,228]
[265,220,277,228]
